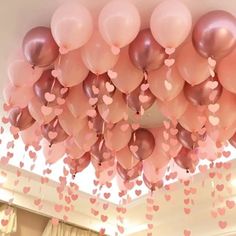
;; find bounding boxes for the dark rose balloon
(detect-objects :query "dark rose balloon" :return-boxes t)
[88,108,106,135]
[34,69,68,105]
[22,26,59,67]
[83,72,115,102]
[174,147,199,173]
[229,132,236,148]
[128,128,155,160]
[117,161,142,182]
[126,82,156,113]
[129,28,167,72]
[192,10,236,59]
[143,175,163,191]
[184,76,222,106]
[41,118,68,145]
[9,107,35,131]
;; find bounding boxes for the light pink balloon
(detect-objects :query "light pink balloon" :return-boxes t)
[98,90,127,124]
[64,137,85,159]
[51,2,93,53]
[218,48,236,94]
[148,66,185,101]
[105,120,132,151]
[150,0,192,48]
[81,31,119,74]
[156,91,188,120]
[111,47,143,93]
[54,49,89,87]
[99,0,140,50]
[66,83,91,118]
[177,42,210,85]
[3,83,34,108]
[96,163,116,185]
[43,139,65,164]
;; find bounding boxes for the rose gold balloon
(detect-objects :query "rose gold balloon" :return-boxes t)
[184,76,222,105]
[41,118,68,145]
[129,28,167,72]
[143,175,163,191]
[64,137,85,159]
[22,26,59,67]
[34,70,68,105]
[192,10,236,59]
[128,128,155,160]
[126,82,156,113]
[9,107,35,131]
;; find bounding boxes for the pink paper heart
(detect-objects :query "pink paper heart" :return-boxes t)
[1,219,8,226]
[208,103,220,113]
[101,215,108,222]
[44,92,56,102]
[87,109,97,118]
[164,79,172,91]
[216,184,224,192]
[23,186,30,194]
[139,94,149,103]
[102,95,113,105]
[226,200,235,209]
[135,189,142,196]
[92,85,99,95]
[48,131,57,139]
[89,97,98,106]
[218,221,227,229]
[208,57,216,67]
[208,115,220,126]
[141,83,149,91]
[107,70,118,79]
[206,80,218,89]
[105,82,115,92]
[164,58,175,67]
[41,106,53,116]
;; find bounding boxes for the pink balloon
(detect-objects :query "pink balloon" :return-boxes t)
[96,163,116,186]
[81,31,119,74]
[91,157,115,173]
[99,0,140,50]
[54,49,89,87]
[64,137,85,159]
[150,0,192,48]
[148,66,185,101]
[3,83,34,108]
[111,47,143,93]
[51,2,93,53]
[143,162,166,183]
[218,48,236,94]
[116,175,135,192]
[177,42,210,85]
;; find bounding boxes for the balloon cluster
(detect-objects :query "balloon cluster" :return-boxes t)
[3,0,236,192]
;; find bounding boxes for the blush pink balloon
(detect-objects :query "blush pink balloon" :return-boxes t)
[111,47,143,93]
[54,49,89,87]
[218,48,236,94]
[150,0,192,48]
[148,66,185,101]
[64,137,85,159]
[99,0,141,50]
[177,42,210,85]
[81,31,119,74]
[51,2,93,53]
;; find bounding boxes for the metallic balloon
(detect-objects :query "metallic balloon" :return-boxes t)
[9,107,35,131]
[192,10,236,59]
[126,82,156,113]
[34,69,68,105]
[184,76,222,106]
[143,175,163,191]
[129,28,167,71]
[22,26,59,67]
[128,128,155,160]
[41,118,68,145]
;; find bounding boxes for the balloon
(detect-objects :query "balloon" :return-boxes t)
[128,128,155,160]
[174,147,199,173]
[192,10,236,59]
[150,0,192,48]
[22,26,59,67]
[58,106,87,136]
[218,48,236,94]
[41,118,68,145]
[117,161,142,182]
[66,83,91,118]
[90,137,113,164]
[51,2,93,53]
[229,132,236,148]
[98,90,127,124]
[96,163,116,185]
[83,72,115,103]
[99,0,140,51]
[184,76,223,106]
[43,139,65,164]
[64,137,85,159]
[3,83,34,108]
[91,157,115,173]
[28,97,56,124]
[143,175,163,191]
[148,66,185,101]
[81,31,119,74]
[176,42,210,85]
[54,49,89,87]
[88,109,106,135]
[178,104,207,132]
[129,29,167,72]
[112,47,143,94]
[143,162,166,184]
[9,107,35,131]
[125,82,156,113]
[115,146,139,170]
[156,91,188,120]
[104,120,132,151]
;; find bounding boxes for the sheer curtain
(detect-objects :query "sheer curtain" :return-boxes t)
[0,204,17,236]
[42,220,99,236]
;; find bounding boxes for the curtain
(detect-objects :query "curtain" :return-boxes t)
[0,204,17,236]
[42,220,99,236]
